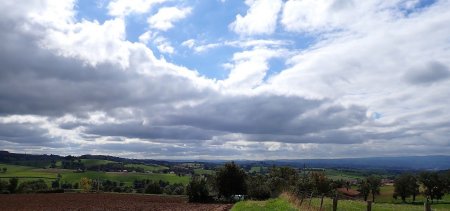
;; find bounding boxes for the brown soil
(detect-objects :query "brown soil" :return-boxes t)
[0,193,233,211]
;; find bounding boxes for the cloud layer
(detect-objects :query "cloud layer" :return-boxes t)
[0,0,449,159]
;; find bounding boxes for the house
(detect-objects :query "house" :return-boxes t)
[337,188,360,197]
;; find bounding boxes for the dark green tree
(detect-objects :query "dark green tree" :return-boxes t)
[8,177,18,193]
[51,179,60,189]
[0,179,9,193]
[145,181,162,194]
[2,167,6,173]
[247,174,271,200]
[393,173,417,202]
[358,180,370,201]
[367,176,381,202]
[312,172,333,210]
[267,166,299,197]
[419,171,446,203]
[186,176,210,202]
[215,162,247,199]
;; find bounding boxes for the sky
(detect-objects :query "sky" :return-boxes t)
[0,0,449,160]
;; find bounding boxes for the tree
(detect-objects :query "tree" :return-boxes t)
[268,166,299,197]
[367,176,381,202]
[0,179,9,193]
[419,172,446,203]
[312,172,333,210]
[215,162,247,200]
[393,173,418,202]
[145,181,162,194]
[8,177,18,193]
[51,179,60,189]
[247,175,271,200]
[80,177,92,193]
[186,176,210,202]
[358,180,370,201]
[2,168,6,173]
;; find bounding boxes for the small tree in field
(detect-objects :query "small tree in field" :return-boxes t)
[367,175,381,202]
[80,177,92,193]
[215,162,247,200]
[393,173,419,202]
[186,176,210,202]
[8,177,18,194]
[358,180,370,201]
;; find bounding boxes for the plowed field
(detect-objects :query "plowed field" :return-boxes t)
[0,193,233,211]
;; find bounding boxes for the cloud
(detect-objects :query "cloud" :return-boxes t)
[405,61,450,85]
[148,7,192,31]
[0,0,449,159]
[139,31,175,54]
[280,0,422,33]
[107,0,168,17]
[229,0,283,36]
[220,47,290,89]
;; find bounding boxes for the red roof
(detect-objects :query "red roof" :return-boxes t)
[336,188,360,197]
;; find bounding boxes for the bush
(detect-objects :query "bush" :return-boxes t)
[187,176,211,202]
[145,181,162,194]
[80,177,92,193]
[17,179,49,193]
[0,179,9,194]
[8,177,18,194]
[247,175,271,200]
[215,162,247,200]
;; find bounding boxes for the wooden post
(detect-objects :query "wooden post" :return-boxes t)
[319,195,324,211]
[299,193,305,206]
[367,201,372,211]
[332,196,338,211]
[424,201,431,211]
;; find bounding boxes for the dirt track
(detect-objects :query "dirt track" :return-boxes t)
[0,193,233,211]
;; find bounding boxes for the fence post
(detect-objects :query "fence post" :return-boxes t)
[333,196,338,211]
[367,201,372,211]
[319,195,324,211]
[424,201,431,211]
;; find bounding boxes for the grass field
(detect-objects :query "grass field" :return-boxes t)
[232,197,297,211]
[0,163,189,186]
[80,159,116,167]
[304,197,450,211]
[124,163,168,172]
[193,168,214,175]
[234,192,450,211]
[249,166,268,174]
[376,185,450,204]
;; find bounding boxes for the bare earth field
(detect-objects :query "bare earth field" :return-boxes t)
[0,193,233,211]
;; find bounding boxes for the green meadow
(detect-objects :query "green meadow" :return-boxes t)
[0,162,189,186]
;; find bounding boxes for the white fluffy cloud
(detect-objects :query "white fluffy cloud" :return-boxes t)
[280,0,422,33]
[220,47,289,89]
[229,0,283,36]
[148,7,192,31]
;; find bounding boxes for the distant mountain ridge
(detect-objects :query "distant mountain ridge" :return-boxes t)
[176,155,450,170]
[1,151,449,170]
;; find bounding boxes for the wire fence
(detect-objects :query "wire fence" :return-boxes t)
[285,190,432,211]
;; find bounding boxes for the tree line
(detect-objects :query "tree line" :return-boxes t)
[186,162,450,204]
[393,171,450,203]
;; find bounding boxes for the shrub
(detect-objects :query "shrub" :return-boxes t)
[17,179,48,193]
[187,176,210,202]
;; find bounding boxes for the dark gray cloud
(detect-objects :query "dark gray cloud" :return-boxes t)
[405,61,450,85]
[85,122,220,140]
